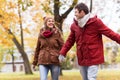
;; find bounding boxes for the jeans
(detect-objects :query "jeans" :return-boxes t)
[39,64,60,80]
[79,65,99,80]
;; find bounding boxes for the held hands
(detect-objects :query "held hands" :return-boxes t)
[58,54,66,63]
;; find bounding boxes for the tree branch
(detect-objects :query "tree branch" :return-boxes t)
[8,29,23,52]
[54,0,60,21]
[61,0,78,19]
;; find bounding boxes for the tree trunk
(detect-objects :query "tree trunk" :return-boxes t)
[11,54,15,72]
[54,0,78,75]
[18,0,24,49]
[8,29,33,74]
[90,0,93,12]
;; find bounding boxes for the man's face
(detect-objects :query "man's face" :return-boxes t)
[74,9,84,19]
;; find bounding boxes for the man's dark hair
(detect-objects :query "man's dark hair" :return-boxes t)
[75,3,89,14]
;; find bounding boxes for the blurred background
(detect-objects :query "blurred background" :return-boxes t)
[0,0,120,80]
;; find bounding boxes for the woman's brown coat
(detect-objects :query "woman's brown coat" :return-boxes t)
[33,27,64,66]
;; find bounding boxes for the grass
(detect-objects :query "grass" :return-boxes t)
[0,69,120,80]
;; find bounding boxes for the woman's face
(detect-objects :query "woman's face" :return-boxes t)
[46,18,54,28]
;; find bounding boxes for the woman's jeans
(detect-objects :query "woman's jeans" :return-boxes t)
[39,64,60,80]
[79,65,99,80]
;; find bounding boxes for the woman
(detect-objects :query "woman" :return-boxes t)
[32,16,64,80]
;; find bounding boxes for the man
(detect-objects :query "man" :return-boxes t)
[58,3,120,80]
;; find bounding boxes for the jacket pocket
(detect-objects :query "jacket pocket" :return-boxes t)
[50,50,59,63]
[38,50,49,62]
[88,45,99,58]
[50,53,59,63]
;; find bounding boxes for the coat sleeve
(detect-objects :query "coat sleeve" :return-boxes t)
[59,25,76,56]
[97,18,120,44]
[32,35,41,66]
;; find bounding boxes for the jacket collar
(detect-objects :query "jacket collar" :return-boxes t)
[74,14,97,28]
[77,13,91,28]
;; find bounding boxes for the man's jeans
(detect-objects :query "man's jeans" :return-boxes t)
[39,65,60,80]
[79,65,99,80]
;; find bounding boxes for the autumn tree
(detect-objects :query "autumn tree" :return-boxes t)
[40,0,78,31]
[0,0,33,74]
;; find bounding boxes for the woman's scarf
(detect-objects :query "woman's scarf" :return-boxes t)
[43,30,53,38]
[42,28,56,38]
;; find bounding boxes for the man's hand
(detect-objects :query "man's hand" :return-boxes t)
[58,54,66,63]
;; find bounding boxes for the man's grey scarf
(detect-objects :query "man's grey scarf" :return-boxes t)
[78,13,91,28]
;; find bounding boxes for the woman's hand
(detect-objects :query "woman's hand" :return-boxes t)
[33,65,36,71]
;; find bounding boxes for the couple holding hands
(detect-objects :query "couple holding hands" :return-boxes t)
[32,3,120,80]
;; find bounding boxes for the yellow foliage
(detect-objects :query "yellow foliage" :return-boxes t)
[0,0,6,9]
[0,26,14,47]
[0,37,14,47]
[0,0,52,49]
[8,1,17,9]
[0,0,18,31]
[32,13,44,24]
[24,37,37,49]
[23,27,31,34]
[0,0,18,48]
